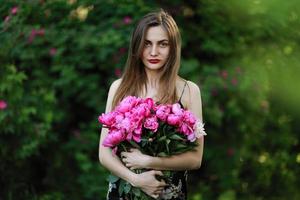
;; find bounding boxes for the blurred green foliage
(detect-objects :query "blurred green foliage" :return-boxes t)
[0,0,299,199]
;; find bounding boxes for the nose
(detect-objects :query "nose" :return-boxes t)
[150,45,158,56]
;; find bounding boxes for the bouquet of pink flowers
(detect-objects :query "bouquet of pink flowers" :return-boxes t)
[99,96,206,199]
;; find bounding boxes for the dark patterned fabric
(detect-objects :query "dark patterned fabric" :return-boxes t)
[106,171,187,200]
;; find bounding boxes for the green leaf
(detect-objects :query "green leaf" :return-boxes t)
[107,174,119,183]
[128,140,141,149]
[132,187,141,197]
[118,179,126,196]
[158,135,167,142]
[166,139,170,153]
[124,182,132,194]
[158,152,168,157]
[169,134,185,140]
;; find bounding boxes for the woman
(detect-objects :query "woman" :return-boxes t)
[99,9,204,200]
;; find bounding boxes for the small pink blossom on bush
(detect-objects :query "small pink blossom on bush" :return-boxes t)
[36,29,45,36]
[11,6,18,15]
[28,28,45,43]
[4,15,10,23]
[211,88,218,96]
[119,47,127,54]
[220,70,228,79]
[235,66,241,74]
[123,16,132,24]
[114,68,122,77]
[0,100,7,110]
[231,78,238,86]
[227,147,235,156]
[49,48,57,56]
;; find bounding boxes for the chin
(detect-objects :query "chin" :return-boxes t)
[144,63,165,71]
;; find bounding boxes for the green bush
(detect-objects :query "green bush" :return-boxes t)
[1,0,299,199]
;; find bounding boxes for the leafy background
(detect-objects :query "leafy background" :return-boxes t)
[1,0,299,199]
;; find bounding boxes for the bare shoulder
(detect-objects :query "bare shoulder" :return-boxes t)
[110,78,122,92]
[186,80,201,95]
[105,78,122,112]
[185,80,202,118]
[176,78,201,109]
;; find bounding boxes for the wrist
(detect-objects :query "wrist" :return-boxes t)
[144,155,154,169]
[128,173,140,187]
[146,155,161,169]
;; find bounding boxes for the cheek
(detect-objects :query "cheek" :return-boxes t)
[142,49,147,60]
[163,48,170,59]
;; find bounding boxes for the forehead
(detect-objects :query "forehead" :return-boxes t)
[145,25,169,41]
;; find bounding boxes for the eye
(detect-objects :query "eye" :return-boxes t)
[160,42,169,47]
[144,42,151,47]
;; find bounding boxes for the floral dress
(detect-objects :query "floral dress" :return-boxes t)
[106,81,189,200]
[106,171,188,200]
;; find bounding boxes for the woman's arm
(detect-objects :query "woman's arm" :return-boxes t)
[99,79,166,198]
[121,81,204,171]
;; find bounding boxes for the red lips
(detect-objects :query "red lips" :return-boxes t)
[148,59,160,64]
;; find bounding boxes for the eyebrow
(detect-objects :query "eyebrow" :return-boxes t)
[145,39,169,43]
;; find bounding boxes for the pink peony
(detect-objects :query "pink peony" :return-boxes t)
[183,111,197,124]
[179,123,194,135]
[171,103,183,116]
[144,116,159,132]
[143,98,155,109]
[0,100,7,110]
[133,104,151,117]
[187,133,196,142]
[167,114,182,126]
[102,129,125,147]
[98,112,116,127]
[117,96,139,113]
[155,104,171,121]
[132,133,141,143]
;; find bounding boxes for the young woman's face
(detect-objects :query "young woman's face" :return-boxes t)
[141,25,170,71]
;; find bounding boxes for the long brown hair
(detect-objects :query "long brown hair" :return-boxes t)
[112,9,182,108]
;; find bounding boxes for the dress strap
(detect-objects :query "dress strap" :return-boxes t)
[178,81,188,103]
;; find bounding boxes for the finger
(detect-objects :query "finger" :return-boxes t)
[125,163,132,167]
[151,194,159,199]
[131,148,139,152]
[153,170,163,176]
[157,184,167,189]
[120,152,126,158]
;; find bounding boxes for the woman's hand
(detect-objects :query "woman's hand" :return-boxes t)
[121,148,152,170]
[131,170,167,199]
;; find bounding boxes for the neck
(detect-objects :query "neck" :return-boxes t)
[145,68,162,88]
